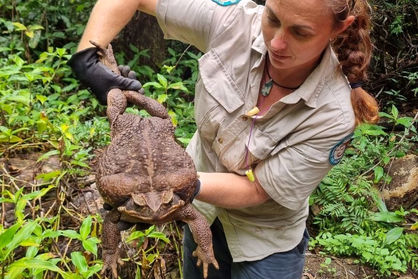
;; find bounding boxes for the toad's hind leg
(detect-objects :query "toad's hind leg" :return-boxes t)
[97,173,149,206]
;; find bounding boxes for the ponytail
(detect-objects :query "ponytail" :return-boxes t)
[329,0,379,126]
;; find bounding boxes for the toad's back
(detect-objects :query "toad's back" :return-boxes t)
[97,114,196,195]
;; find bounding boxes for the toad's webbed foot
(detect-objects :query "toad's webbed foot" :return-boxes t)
[101,247,122,279]
[192,246,219,279]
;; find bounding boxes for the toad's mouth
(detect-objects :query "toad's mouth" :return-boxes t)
[117,190,185,222]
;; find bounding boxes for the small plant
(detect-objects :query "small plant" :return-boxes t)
[318,257,337,276]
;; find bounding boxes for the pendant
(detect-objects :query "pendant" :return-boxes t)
[261,79,273,96]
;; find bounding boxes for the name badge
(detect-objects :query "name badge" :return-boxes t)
[329,133,353,165]
[211,0,241,6]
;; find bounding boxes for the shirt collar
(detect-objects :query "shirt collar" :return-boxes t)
[292,45,340,108]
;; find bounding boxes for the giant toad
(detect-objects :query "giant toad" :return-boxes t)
[94,43,218,278]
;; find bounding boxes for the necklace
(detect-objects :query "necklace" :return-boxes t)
[261,56,302,96]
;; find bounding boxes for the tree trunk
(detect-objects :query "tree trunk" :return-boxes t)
[112,11,167,69]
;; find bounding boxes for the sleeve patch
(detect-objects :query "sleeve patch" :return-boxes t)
[211,0,241,6]
[329,133,353,165]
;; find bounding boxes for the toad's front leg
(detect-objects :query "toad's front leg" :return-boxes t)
[100,209,126,278]
[174,204,219,278]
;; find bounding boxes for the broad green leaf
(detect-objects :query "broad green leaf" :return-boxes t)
[12,22,27,31]
[163,65,175,74]
[84,264,102,279]
[26,246,39,258]
[147,231,170,243]
[37,150,60,162]
[168,110,178,127]
[8,93,31,106]
[23,185,55,201]
[157,74,168,88]
[80,216,92,240]
[71,252,88,273]
[29,24,44,31]
[385,227,403,244]
[36,171,61,182]
[61,229,81,240]
[157,94,168,104]
[370,189,387,213]
[70,160,89,168]
[0,134,23,143]
[143,81,163,89]
[35,94,48,104]
[19,239,39,247]
[127,230,145,242]
[41,229,64,239]
[15,199,26,222]
[391,105,399,119]
[0,223,21,252]
[145,225,156,235]
[4,266,25,279]
[378,112,393,119]
[168,81,188,92]
[357,123,387,136]
[82,238,99,256]
[5,221,38,259]
[177,137,191,145]
[56,48,66,57]
[371,211,404,223]
[396,117,412,128]
[7,258,64,278]
[373,166,384,183]
[25,30,34,38]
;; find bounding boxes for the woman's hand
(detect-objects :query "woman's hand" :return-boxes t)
[68,48,143,104]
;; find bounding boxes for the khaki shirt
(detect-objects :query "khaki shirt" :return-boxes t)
[157,0,355,261]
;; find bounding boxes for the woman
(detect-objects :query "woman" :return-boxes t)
[69,0,379,278]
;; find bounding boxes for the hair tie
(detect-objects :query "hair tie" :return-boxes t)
[350,82,363,89]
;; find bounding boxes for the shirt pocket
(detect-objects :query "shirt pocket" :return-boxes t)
[195,49,244,142]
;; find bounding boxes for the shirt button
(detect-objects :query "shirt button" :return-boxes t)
[218,137,223,144]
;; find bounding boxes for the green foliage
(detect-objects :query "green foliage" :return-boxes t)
[311,231,418,275]
[369,0,417,111]
[310,107,418,275]
[0,0,94,58]
[0,185,102,278]
[141,46,199,145]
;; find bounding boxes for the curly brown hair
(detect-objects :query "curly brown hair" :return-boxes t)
[329,0,379,126]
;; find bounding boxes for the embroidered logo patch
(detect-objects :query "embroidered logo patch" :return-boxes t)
[329,133,353,165]
[211,0,241,6]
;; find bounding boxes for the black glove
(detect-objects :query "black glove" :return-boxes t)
[68,47,143,104]
[118,65,138,80]
[192,179,201,201]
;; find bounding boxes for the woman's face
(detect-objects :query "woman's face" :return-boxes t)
[261,0,341,71]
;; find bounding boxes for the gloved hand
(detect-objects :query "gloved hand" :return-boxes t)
[68,47,143,104]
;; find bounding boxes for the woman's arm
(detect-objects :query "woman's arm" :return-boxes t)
[77,0,158,50]
[196,172,270,209]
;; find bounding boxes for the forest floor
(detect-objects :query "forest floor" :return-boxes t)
[1,150,417,279]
